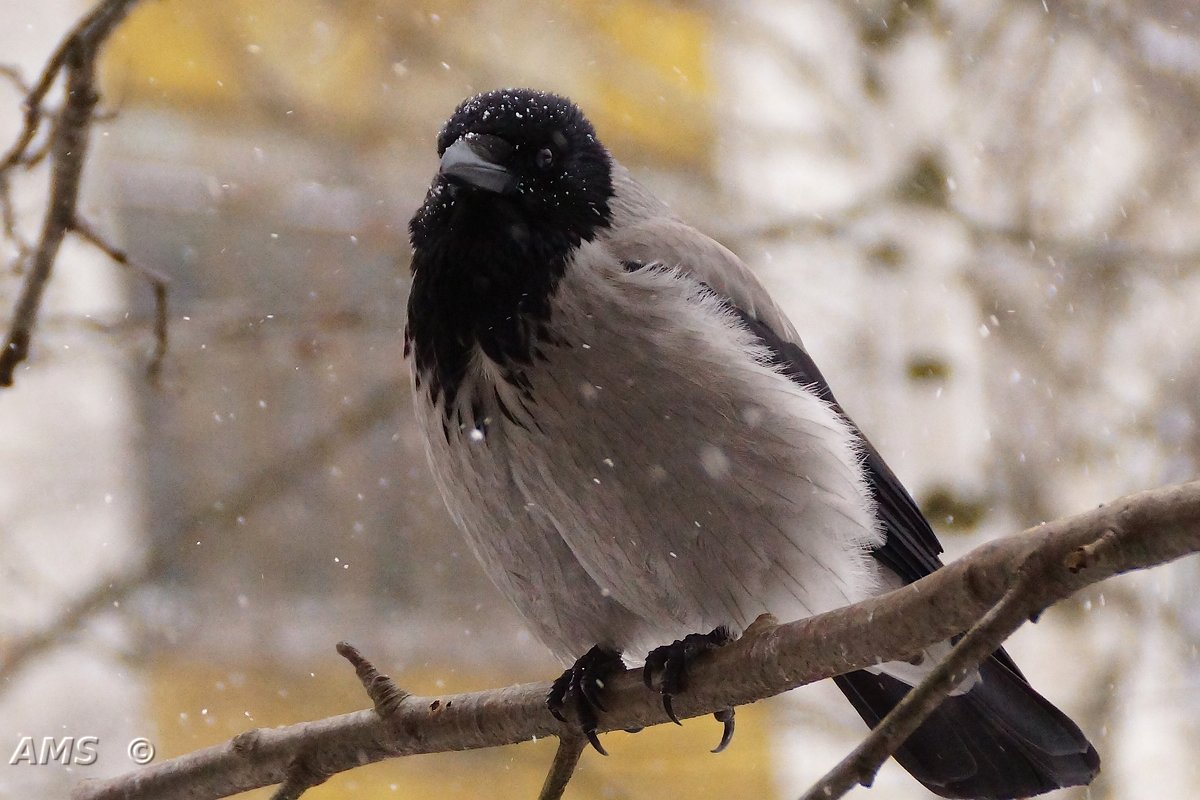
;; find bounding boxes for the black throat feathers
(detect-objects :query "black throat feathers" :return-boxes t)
[404,89,615,430]
[406,188,580,421]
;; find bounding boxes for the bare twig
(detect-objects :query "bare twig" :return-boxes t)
[0,564,150,681]
[0,380,404,681]
[0,172,32,265]
[0,64,33,248]
[70,481,1200,800]
[268,646,416,800]
[796,536,1097,800]
[0,64,32,95]
[337,642,411,720]
[71,215,169,379]
[0,50,63,175]
[0,0,142,387]
[537,734,588,800]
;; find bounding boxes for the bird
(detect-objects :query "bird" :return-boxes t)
[404,87,1100,799]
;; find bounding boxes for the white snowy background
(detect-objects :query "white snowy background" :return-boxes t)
[2,1,1199,799]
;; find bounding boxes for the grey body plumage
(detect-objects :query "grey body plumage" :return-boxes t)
[415,229,882,661]
[405,88,1099,799]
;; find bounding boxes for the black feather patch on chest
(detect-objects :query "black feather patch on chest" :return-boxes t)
[405,89,614,431]
[406,192,574,417]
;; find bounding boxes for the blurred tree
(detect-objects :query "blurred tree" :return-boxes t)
[3,1,1200,798]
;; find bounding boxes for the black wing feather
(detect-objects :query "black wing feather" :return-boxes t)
[727,306,1033,681]
[723,303,1098,797]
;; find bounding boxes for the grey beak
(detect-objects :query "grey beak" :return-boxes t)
[440,134,517,195]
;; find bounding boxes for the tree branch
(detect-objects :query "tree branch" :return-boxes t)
[71,215,169,380]
[536,734,587,800]
[71,481,1200,800]
[797,528,1119,800]
[0,0,144,387]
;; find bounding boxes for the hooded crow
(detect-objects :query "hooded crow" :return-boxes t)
[404,88,1099,799]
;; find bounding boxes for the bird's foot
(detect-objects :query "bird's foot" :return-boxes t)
[642,627,736,752]
[547,644,624,755]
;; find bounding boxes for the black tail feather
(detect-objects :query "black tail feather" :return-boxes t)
[833,652,1099,799]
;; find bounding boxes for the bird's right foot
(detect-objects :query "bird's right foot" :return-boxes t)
[643,627,736,752]
[547,644,624,755]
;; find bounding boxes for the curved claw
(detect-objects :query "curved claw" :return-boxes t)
[641,628,734,739]
[711,708,735,753]
[662,693,683,726]
[585,727,608,756]
[545,645,622,756]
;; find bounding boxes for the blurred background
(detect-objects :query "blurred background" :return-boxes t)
[2,0,1200,798]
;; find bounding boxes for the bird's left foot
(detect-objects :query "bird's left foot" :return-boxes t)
[547,644,624,755]
[643,627,736,753]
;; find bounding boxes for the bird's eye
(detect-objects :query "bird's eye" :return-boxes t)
[535,147,556,171]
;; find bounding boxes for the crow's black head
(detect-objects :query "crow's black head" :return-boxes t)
[406,89,613,427]
[410,88,614,253]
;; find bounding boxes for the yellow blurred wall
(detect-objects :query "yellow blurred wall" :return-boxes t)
[102,0,713,165]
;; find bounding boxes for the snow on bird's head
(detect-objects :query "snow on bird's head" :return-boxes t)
[437,88,597,157]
